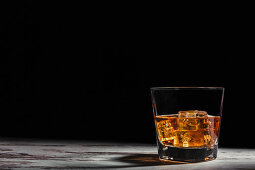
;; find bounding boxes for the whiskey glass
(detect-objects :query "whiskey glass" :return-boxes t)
[150,87,224,162]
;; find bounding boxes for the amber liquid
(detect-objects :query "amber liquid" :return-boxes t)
[155,114,220,148]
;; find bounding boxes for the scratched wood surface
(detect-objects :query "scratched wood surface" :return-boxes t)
[0,139,255,169]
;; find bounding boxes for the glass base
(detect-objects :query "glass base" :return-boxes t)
[157,140,218,162]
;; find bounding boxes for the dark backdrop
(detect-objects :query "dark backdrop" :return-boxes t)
[1,2,254,148]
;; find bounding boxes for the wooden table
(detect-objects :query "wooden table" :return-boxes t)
[0,139,254,169]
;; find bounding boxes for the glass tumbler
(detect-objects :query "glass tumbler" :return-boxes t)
[151,87,224,162]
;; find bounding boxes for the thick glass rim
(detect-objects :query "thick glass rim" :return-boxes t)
[150,87,224,90]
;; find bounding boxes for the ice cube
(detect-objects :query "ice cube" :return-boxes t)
[177,131,191,147]
[196,111,208,117]
[178,110,198,118]
[178,110,208,118]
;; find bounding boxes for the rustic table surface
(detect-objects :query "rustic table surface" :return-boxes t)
[0,138,254,169]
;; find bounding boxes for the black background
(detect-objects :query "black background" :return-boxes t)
[1,2,255,148]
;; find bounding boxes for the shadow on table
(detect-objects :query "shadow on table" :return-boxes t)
[83,153,186,169]
[117,153,186,166]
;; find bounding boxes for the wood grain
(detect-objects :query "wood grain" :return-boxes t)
[0,139,254,169]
